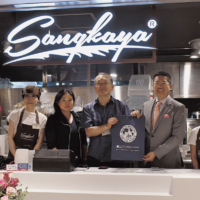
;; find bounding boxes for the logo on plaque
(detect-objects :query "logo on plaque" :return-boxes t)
[120,125,137,143]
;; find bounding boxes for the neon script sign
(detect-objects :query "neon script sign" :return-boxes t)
[4,12,156,65]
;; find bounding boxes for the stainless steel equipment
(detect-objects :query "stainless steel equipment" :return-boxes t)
[189,111,200,119]
[144,62,200,98]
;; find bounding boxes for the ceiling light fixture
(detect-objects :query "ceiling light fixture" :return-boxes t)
[14,3,55,8]
[190,55,198,59]
[189,38,200,59]
[110,73,117,77]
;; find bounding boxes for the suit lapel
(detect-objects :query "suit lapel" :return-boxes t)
[153,97,172,133]
[146,99,155,133]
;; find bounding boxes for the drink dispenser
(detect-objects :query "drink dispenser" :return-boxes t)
[126,75,152,111]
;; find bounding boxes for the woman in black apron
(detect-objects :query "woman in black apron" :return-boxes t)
[8,86,46,158]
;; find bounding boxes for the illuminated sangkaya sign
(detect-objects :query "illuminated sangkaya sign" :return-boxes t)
[4,12,156,65]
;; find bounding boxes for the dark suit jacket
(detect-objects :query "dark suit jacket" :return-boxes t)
[143,96,186,168]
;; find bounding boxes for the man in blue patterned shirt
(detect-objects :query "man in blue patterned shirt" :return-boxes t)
[81,72,131,167]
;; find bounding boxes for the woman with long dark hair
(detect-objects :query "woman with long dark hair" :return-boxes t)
[45,89,87,162]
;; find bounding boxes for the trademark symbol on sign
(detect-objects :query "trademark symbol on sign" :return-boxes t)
[148,20,157,29]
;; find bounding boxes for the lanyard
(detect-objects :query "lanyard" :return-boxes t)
[102,106,108,125]
[98,97,112,125]
[101,104,113,125]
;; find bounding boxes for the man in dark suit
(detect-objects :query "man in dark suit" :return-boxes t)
[132,71,186,168]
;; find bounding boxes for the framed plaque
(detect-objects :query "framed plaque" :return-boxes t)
[111,116,145,161]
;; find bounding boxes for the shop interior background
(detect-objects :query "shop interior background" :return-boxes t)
[1,1,200,138]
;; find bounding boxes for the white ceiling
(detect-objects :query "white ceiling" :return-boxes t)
[1,0,200,5]
[1,0,200,11]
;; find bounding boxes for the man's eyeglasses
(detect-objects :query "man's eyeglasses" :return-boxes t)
[153,82,170,86]
[95,82,110,86]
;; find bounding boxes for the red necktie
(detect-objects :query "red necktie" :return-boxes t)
[152,101,162,129]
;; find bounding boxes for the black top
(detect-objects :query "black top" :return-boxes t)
[69,118,80,158]
[45,111,87,159]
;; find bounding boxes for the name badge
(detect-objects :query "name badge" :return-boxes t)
[32,124,40,129]
[102,129,111,136]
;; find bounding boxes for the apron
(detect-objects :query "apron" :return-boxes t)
[8,108,40,158]
[196,129,200,167]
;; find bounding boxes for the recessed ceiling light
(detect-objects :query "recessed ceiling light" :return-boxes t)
[110,74,117,77]
[190,55,198,59]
